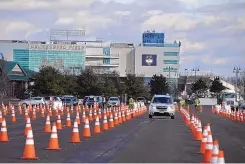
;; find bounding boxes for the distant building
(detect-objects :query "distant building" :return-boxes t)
[134,31,181,91]
[0,59,36,99]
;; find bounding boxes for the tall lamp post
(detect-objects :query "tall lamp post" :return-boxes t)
[233,66,241,92]
[192,68,200,82]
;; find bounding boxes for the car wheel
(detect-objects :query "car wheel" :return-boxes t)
[171,115,175,119]
[149,114,153,119]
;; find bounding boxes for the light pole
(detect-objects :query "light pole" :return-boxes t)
[192,68,199,82]
[166,66,173,79]
[233,66,241,92]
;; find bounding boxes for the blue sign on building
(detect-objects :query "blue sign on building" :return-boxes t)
[142,54,157,66]
[142,32,164,44]
[0,52,4,60]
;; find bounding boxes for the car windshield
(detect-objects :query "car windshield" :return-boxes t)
[137,97,145,101]
[32,97,42,100]
[152,97,172,104]
[109,98,119,101]
[223,93,236,98]
[88,98,95,101]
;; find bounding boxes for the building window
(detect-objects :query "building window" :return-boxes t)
[164,52,179,56]
[163,60,179,64]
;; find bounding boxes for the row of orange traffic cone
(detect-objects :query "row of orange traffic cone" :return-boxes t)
[212,106,245,122]
[180,108,225,163]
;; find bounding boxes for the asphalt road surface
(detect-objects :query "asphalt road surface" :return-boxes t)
[0,105,244,163]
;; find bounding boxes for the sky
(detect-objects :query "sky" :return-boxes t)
[0,0,245,77]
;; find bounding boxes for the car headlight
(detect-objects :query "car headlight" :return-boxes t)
[168,105,174,111]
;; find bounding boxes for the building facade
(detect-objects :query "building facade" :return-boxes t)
[85,42,134,77]
[135,31,181,94]
[11,42,86,75]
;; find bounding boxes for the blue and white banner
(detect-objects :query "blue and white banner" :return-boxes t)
[142,54,157,66]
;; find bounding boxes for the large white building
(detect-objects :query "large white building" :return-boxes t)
[135,44,180,78]
[84,42,134,77]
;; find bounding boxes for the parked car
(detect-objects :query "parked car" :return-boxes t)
[240,103,245,110]
[44,96,63,109]
[107,97,120,107]
[83,96,90,106]
[19,97,46,107]
[61,96,79,106]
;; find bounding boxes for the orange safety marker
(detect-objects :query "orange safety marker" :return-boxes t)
[114,112,119,125]
[75,112,81,125]
[109,114,114,128]
[0,111,3,124]
[40,108,45,118]
[211,140,219,163]
[118,111,122,124]
[93,110,97,120]
[217,150,225,163]
[43,115,52,133]
[57,114,62,130]
[200,127,208,154]
[24,117,32,136]
[11,109,16,122]
[20,130,38,160]
[65,113,72,128]
[195,121,202,141]
[83,118,92,137]
[102,115,108,131]
[32,108,36,120]
[94,116,101,134]
[203,134,213,163]
[89,110,93,121]
[46,122,61,150]
[0,118,9,142]
[122,111,126,122]
[98,109,102,119]
[82,111,86,123]
[70,121,81,143]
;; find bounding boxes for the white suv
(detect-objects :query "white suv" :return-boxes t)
[148,95,175,119]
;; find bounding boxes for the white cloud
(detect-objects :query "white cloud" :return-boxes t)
[115,11,131,16]
[180,39,206,54]
[0,0,94,10]
[54,10,113,35]
[0,20,37,39]
[142,13,199,31]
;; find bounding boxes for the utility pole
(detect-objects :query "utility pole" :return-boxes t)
[233,66,241,92]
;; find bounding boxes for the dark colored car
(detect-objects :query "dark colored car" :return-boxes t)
[61,96,79,106]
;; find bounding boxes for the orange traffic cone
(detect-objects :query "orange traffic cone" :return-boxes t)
[0,118,9,142]
[203,134,213,163]
[94,116,101,134]
[114,112,119,125]
[24,117,32,136]
[43,115,52,133]
[89,110,93,121]
[82,111,86,123]
[46,122,61,150]
[200,127,208,154]
[211,140,219,163]
[102,115,108,131]
[118,111,122,124]
[20,129,38,160]
[0,111,2,124]
[109,114,114,128]
[217,150,225,163]
[66,113,72,128]
[70,121,81,143]
[11,109,16,122]
[75,112,81,125]
[195,121,202,141]
[83,118,92,137]
[56,114,62,130]
[122,111,126,122]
